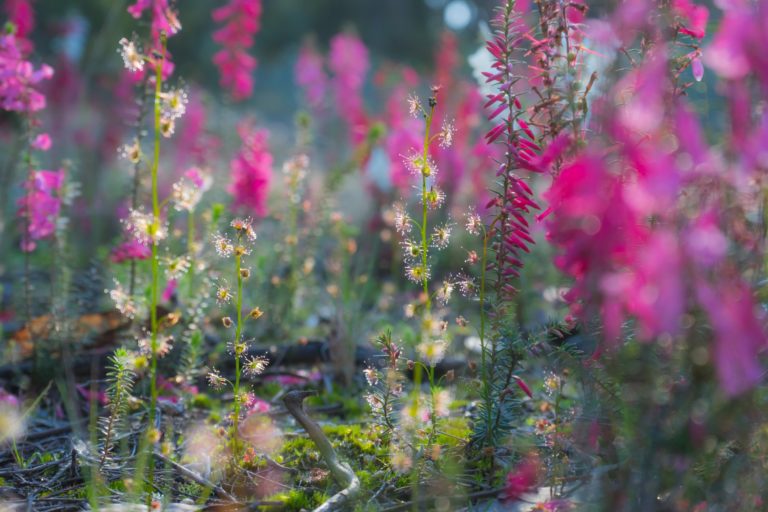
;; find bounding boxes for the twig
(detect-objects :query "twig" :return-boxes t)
[282,390,360,512]
[152,451,236,502]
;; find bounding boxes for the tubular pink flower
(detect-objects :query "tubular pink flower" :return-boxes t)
[111,238,151,263]
[228,122,272,218]
[16,169,65,252]
[212,0,261,101]
[0,33,53,113]
[295,41,328,113]
[328,33,369,145]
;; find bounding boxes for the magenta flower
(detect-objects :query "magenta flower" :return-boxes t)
[0,33,53,113]
[127,0,180,45]
[295,41,328,114]
[329,33,369,145]
[503,454,539,502]
[31,133,51,151]
[228,122,272,218]
[212,0,261,101]
[697,281,766,396]
[110,238,151,264]
[16,169,65,252]
[671,0,709,39]
[4,0,34,49]
[126,0,180,80]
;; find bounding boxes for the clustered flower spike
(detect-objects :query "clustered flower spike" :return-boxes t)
[212,0,262,101]
[482,1,552,300]
[16,170,65,252]
[0,32,53,113]
[126,0,180,79]
[328,33,369,145]
[228,122,272,218]
[295,41,328,114]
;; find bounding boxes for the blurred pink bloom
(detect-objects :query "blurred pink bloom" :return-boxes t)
[32,133,51,151]
[295,41,328,113]
[704,0,768,86]
[0,33,53,112]
[162,279,177,302]
[4,0,34,48]
[383,77,421,192]
[244,393,271,414]
[229,122,272,217]
[697,281,766,396]
[685,210,728,269]
[626,231,684,341]
[329,33,369,145]
[16,169,65,252]
[0,387,19,407]
[176,89,218,168]
[672,0,709,39]
[127,0,180,44]
[110,238,151,263]
[212,0,261,101]
[127,0,179,80]
[503,454,539,502]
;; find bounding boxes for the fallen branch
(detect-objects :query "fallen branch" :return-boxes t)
[282,390,360,512]
[153,451,236,503]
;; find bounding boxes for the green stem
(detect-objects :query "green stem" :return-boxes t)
[187,210,195,297]
[147,36,166,498]
[232,250,243,459]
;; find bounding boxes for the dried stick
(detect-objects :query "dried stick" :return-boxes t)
[282,390,360,512]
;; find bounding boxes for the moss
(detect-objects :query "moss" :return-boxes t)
[268,488,328,511]
[191,393,215,409]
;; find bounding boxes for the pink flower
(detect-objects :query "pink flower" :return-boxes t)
[110,238,151,263]
[4,0,34,44]
[244,393,271,415]
[696,281,766,396]
[671,0,709,39]
[16,169,65,252]
[229,122,272,217]
[626,231,685,341]
[295,41,328,113]
[162,279,177,302]
[0,387,19,408]
[127,0,180,44]
[212,0,261,101]
[175,89,219,168]
[0,33,53,112]
[329,33,369,145]
[126,0,180,80]
[32,133,51,151]
[503,454,539,502]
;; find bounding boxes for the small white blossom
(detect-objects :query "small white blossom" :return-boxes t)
[438,119,456,148]
[417,338,447,366]
[118,37,144,72]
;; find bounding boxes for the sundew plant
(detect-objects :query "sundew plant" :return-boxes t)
[1,0,768,511]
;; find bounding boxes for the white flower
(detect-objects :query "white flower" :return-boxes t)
[172,178,204,212]
[118,38,144,72]
[417,339,447,366]
[165,255,191,280]
[212,233,234,258]
[106,279,137,319]
[438,119,456,148]
[431,223,452,249]
[160,88,188,121]
[465,209,483,235]
[407,94,422,118]
[124,209,166,244]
